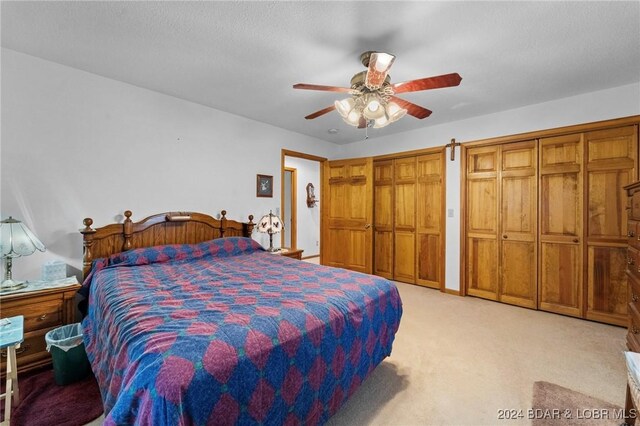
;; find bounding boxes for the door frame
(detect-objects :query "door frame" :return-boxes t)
[281,149,327,262]
[282,167,298,249]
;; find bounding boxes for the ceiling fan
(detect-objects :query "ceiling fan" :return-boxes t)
[293,51,462,129]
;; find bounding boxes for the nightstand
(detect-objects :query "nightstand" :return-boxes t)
[0,283,80,377]
[280,248,304,260]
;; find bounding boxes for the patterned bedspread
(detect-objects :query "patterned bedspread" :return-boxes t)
[81,237,402,425]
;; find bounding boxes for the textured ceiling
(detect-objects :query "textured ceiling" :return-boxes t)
[2,1,639,144]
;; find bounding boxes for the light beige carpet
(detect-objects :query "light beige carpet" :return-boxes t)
[531,381,623,426]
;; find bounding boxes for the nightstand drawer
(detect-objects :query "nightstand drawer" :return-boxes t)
[1,328,54,378]
[2,298,63,332]
[629,246,640,281]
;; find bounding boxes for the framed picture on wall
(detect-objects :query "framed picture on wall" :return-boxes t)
[256,174,273,198]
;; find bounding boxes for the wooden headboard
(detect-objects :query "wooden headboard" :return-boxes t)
[80,210,255,279]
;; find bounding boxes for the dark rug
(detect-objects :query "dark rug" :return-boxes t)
[0,368,103,426]
[532,381,624,426]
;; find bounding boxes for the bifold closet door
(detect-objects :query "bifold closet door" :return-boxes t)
[466,142,537,306]
[499,141,538,308]
[374,160,394,279]
[466,146,500,300]
[585,125,638,326]
[538,134,584,317]
[394,157,417,283]
[416,152,445,288]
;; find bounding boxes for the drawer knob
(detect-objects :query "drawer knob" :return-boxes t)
[633,326,640,335]
[37,314,47,321]
[0,343,30,357]
[633,293,639,302]
[503,235,508,239]
[629,258,635,265]
[629,231,636,238]
[572,238,579,243]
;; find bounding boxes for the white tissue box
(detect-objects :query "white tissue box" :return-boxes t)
[42,260,66,281]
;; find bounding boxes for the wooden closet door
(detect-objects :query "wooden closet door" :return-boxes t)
[394,157,417,283]
[538,134,584,317]
[322,158,374,274]
[374,160,394,279]
[416,151,445,289]
[585,125,638,326]
[500,141,538,308]
[466,146,499,300]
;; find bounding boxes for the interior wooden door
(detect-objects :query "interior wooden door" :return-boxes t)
[538,134,584,317]
[416,151,445,289]
[374,160,394,279]
[585,125,638,326]
[466,146,500,300]
[394,157,417,283]
[499,141,538,308]
[322,158,374,274]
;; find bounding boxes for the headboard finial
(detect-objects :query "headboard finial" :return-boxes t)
[123,210,133,251]
[82,218,95,233]
[221,210,227,218]
[247,214,255,235]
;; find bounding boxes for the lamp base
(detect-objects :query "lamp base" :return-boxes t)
[0,279,27,292]
[266,247,280,253]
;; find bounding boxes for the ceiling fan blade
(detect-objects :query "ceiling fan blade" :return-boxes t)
[389,96,432,119]
[358,116,367,129]
[391,73,462,94]
[365,52,395,89]
[293,83,352,93]
[304,105,336,120]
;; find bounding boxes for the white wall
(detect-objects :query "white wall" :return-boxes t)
[284,156,321,257]
[0,48,339,280]
[336,82,640,291]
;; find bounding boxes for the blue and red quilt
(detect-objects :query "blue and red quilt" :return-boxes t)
[81,237,402,425]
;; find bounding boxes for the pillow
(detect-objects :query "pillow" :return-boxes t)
[625,351,640,391]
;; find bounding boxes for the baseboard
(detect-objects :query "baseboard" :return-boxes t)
[302,254,319,260]
[443,288,461,296]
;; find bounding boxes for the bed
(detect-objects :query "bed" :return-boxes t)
[79,210,402,425]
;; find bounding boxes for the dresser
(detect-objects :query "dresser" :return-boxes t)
[0,284,80,376]
[626,181,640,352]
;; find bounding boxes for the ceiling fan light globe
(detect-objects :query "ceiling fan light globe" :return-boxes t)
[386,102,408,122]
[363,104,385,120]
[347,109,361,124]
[373,115,390,128]
[335,98,354,118]
[367,99,380,112]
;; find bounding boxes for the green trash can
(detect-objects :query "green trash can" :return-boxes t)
[45,323,91,385]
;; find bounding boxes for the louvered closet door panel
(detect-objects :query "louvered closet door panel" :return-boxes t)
[374,160,394,279]
[416,152,444,288]
[585,125,637,326]
[466,146,499,300]
[499,141,538,308]
[394,157,416,283]
[538,134,583,317]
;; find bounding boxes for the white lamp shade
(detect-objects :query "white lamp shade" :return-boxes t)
[0,217,45,258]
[257,211,283,234]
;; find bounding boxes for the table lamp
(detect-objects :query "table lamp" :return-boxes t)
[257,210,283,252]
[0,217,45,291]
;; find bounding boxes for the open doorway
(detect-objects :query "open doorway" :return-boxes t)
[282,167,297,249]
[281,150,326,261]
